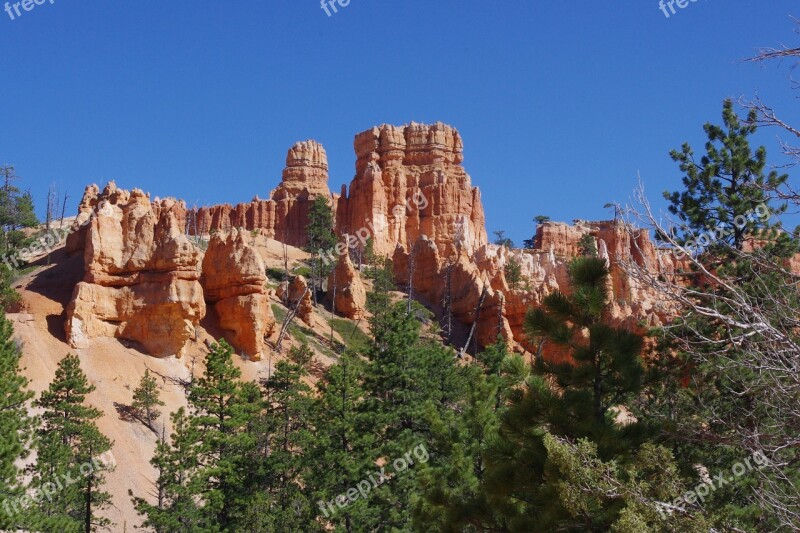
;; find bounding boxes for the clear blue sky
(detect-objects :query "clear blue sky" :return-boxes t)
[0,1,798,245]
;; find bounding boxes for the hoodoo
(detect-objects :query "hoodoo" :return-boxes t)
[62,123,681,359]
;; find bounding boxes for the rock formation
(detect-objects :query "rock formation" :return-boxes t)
[391,219,683,357]
[337,122,487,258]
[65,182,206,357]
[201,228,275,361]
[328,252,367,319]
[277,275,314,325]
[63,124,687,361]
[189,140,334,248]
[187,123,487,261]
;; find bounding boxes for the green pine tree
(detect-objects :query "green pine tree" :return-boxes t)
[364,253,395,321]
[131,409,208,532]
[663,99,791,255]
[413,340,512,531]
[306,195,337,305]
[31,354,114,533]
[252,343,316,530]
[133,340,261,531]
[0,166,39,254]
[0,309,34,531]
[307,353,374,531]
[361,301,465,529]
[504,259,523,290]
[131,369,165,432]
[475,257,649,531]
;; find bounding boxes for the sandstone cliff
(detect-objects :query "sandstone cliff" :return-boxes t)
[65,182,206,357]
[337,122,487,258]
[63,123,682,360]
[201,228,275,361]
[390,219,682,358]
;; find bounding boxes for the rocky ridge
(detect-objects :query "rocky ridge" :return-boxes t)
[63,123,681,360]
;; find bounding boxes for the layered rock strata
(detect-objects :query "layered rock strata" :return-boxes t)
[392,220,683,358]
[189,123,487,261]
[201,228,275,361]
[337,122,488,258]
[65,182,205,357]
[63,124,685,360]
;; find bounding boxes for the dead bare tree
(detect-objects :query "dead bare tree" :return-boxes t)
[45,183,57,232]
[740,19,800,207]
[623,184,800,530]
[460,284,488,358]
[441,258,453,343]
[407,239,417,315]
[43,183,59,264]
[329,263,337,346]
[275,286,310,351]
[59,192,69,228]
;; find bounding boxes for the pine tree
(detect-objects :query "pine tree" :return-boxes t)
[0,309,34,531]
[577,233,598,257]
[363,236,376,268]
[31,354,114,533]
[0,166,38,254]
[14,191,38,230]
[525,258,644,436]
[0,264,21,312]
[504,259,523,290]
[252,343,316,530]
[132,409,208,532]
[133,340,261,531]
[413,341,512,531]
[651,101,800,529]
[474,257,649,531]
[493,230,514,249]
[307,353,374,531]
[131,369,165,432]
[663,99,791,255]
[364,253,394,321]
[305,195,337,305]
[187,341,260,528]
[362,301,465,529]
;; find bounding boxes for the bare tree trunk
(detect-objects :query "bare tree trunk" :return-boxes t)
[461,285,488,357]
[276,287,310,351]
[329,267,337,346]
[60,193,69,228]
[442,259,453,342]
[407,241,416,315]
[45,184,56,232]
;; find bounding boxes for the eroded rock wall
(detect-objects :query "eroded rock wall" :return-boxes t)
[65,182,206,357]
[201,228,275,361]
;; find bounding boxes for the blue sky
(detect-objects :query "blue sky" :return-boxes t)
[0,0,798,245]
